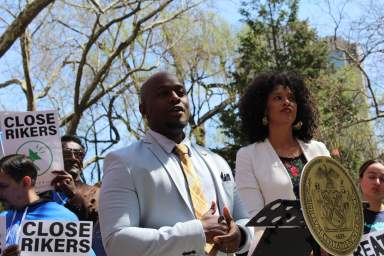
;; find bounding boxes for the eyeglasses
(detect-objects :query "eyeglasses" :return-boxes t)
[62,148,85,159]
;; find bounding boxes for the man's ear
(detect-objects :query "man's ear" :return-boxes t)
[21,176,32,188]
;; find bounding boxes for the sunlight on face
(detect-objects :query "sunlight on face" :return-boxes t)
[266,85,297,126]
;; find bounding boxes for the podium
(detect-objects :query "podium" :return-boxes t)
[246,199,319,256]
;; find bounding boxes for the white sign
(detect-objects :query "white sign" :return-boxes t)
[0,216,6,255]
[19,220,93,256]
[353,229,384,256]
[0,111,63,192]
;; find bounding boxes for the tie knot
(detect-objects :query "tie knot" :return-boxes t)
[174,144,189,156]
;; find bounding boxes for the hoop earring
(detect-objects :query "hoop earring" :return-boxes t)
[262,116,268,126]
[293,121,302,130]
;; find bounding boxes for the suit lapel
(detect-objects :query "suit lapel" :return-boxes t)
[298,140,312,161]
[192,145,229,212]
[143,134,194,214]
[265,139,294,188]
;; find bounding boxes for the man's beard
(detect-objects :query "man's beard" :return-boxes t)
[166,119,188,130]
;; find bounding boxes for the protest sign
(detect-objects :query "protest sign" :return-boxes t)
[0,110,63,192]
[0,216,5,255]
[353,229,384,256]
[0,130,4,158]
[19,220,93,256]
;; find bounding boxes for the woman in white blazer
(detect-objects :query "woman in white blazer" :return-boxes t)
[235,72,330,219]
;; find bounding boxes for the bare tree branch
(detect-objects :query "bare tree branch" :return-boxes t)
[83,155,105,169]
[67,0,180,134]
[0,79,22,89]
[194,95,235,127]
[0,0,55,58]
[20,32,35,110]
[341,114,384,129]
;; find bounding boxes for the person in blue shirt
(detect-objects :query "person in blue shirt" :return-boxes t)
[0,154,95,256]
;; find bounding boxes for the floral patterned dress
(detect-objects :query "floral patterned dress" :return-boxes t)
[279,154,307,198]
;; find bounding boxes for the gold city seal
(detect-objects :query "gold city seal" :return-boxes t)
[300,156,363,256]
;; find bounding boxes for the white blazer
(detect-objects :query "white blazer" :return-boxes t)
[99,133,253,256]
[235,139,330,217]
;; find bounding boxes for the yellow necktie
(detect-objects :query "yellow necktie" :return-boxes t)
[174,144,209,218]
[174,144,217,255]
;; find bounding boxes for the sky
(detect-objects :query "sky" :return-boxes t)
[210,0,365,37]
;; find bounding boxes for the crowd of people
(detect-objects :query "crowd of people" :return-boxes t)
[0,71,382,256]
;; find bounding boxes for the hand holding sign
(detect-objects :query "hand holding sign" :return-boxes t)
[51,170,76,198]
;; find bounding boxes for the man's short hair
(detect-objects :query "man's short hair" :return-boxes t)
[0,154,38,185]
[61,134,85,150]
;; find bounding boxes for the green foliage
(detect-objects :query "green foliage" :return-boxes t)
[217,0,377,175]
[314,68,378,178]
[218,0,330,168]
[236,0,329,83]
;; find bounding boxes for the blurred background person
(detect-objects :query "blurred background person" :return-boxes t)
[358,159,384,234]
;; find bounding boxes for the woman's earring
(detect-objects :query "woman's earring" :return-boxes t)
[293,121,303,130]
[262,116,268,126]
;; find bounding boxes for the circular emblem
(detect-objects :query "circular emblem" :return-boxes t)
[300,156,363,256]
[16,140,53,176]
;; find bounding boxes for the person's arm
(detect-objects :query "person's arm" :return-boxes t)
[230,184,254,254]
[235,147,265,217]
[99,152,213,256]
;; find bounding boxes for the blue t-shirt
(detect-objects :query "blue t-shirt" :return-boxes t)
[49,190,69,205]
[2,199,96,256]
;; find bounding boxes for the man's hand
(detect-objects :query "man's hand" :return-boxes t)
[2,245,20,256]
[201,202,229,244]
[213,207,242,253]
[51,170,76,198]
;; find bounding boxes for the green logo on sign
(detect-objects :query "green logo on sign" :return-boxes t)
[16,140,53,176]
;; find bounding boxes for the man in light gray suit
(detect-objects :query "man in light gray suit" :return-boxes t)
[99,71,252,256]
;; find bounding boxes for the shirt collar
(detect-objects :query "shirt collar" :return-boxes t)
[147,129,192,154]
